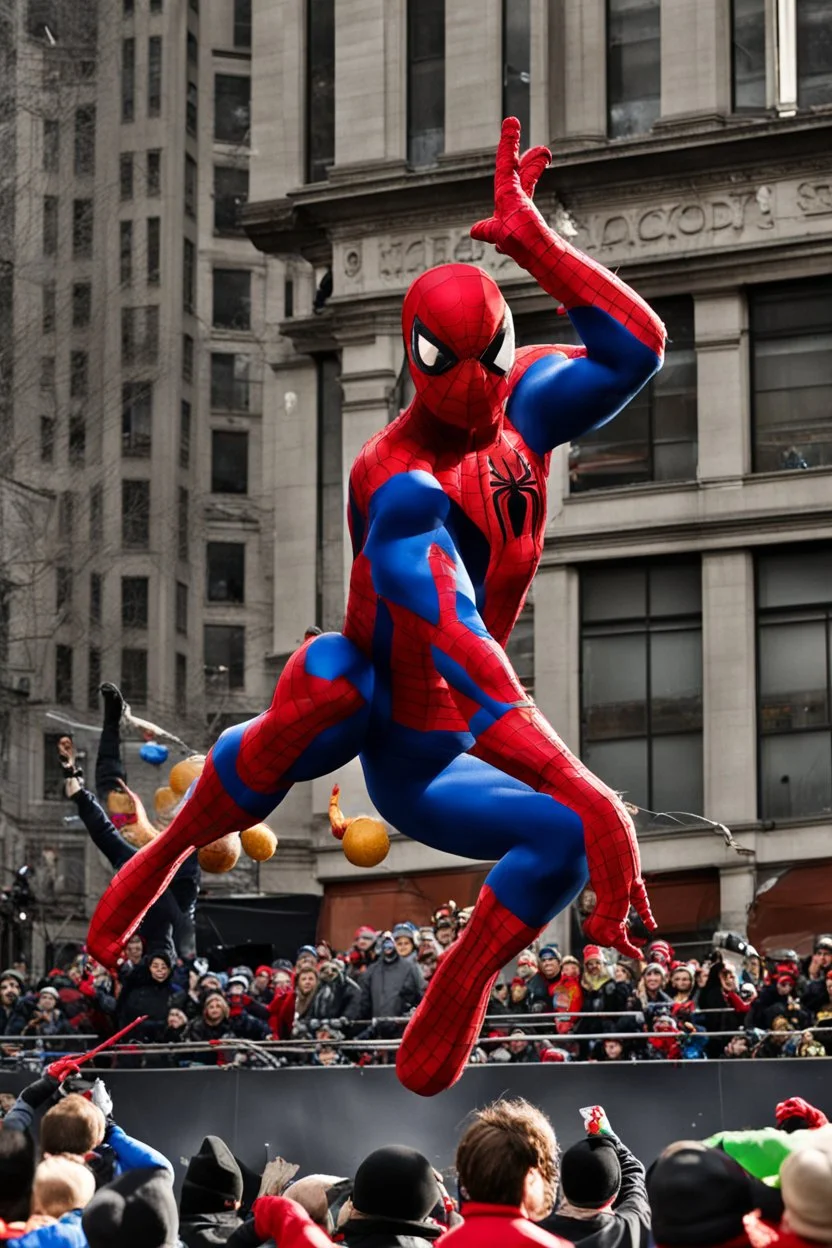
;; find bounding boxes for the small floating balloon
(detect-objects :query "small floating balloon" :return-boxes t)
[198,832,241,874]
[241,824,277,862]
[169,755,205,795]
[139,742,169,766]
[153,785,178,818]
[342,817,390,868]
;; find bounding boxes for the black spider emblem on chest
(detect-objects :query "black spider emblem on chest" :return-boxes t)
[488,448,542,541]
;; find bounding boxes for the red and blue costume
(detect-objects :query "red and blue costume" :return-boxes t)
[88,120,664,1096]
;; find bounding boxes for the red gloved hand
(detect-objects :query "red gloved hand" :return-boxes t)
[78,976,97,999]
[776,1096,829,1129]
[470,116,552,263]
[46,1057,82,1084]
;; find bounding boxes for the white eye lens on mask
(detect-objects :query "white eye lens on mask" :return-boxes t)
[416,334,439,368]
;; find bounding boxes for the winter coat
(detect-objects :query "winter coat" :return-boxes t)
[7,1001,73,1040]
[540,1135,649,1248]
[14,1209,86,1248]
[308,967,361,1023]
[443,1204,569,1246]
[526,972,559,1011]
[117,966,186,1041]
[358,955,424,1025]
[800,978,831,1015]
[342,1218,444,1247]
[697,965,751,1057]
[180,1210,244,1248]
[245,1198,444,1248]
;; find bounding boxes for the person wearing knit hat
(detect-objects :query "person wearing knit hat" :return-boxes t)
[83,1167,179,1248]
[582,946,610,996]
[179,1135,244,1248]
[648,1143,783,1248]
[392,924,417,960]
[638,964,671,1012]
[250,966,273,1001]
[541,1113,650,1248]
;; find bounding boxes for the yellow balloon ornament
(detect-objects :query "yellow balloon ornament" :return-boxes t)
[329,784,390,868]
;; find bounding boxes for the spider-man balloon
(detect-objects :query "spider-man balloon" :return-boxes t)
[88,119,665,1096]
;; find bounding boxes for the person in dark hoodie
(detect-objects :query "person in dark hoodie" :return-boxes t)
[309,960,361,1028]
[179,1136,245,1248]
[539,1112,649,1248]
[357,934,424,1039]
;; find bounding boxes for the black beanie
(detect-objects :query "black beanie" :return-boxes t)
[83,1167,178,1248]
[0,1129,35,1221]
[648,1147,753,1246]
[561,1137,622,1209]
[180,1135,244,1216]
[148,948,173,970]
[352,1146,440,1224]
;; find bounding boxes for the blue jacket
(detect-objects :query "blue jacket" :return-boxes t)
[15,1209,87,1248]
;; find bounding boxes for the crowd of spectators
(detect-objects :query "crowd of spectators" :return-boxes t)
[0,1063,831,1247]
[4,903,832,1069]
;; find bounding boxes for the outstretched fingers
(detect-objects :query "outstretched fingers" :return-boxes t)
[632,876,657,933]
[470,217,500,246]
[519,145,551,199]
[494,115,522,186]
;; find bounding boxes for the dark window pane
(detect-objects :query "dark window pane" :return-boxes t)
[572,296,696,492]
[751,278,832,472]
[44,734,66,799]
[187,81,198,135]
[147,149,161,196]
[207,542,245,603]
[761,732,832,819]
[584,737,648,807]
[211,353,250,410]
[652,733,704,814]
[185,156,198,218]
[182,334,194,382]
[188,31,198,64]
[121,648,148,706]
[183,238,195,312]
[122,576,149,628]
[148,35,162,117]
[214,74,250,143]
[213,165,248,233]
[55,644,73,704]
[74,104,95,176]
[306,0,334,182]
[43,196,58,256]
[40,417,55,463]
[122,382,153,456]
[211,430,248,493]
[88,646,101,710]
[212,268,251,330]
[234,0,251,47]
[89,486,103,543]
[68,415,86,465]
[204,625,245,690]
[146,217,160,283]
[407,0,445,166]
[119,152,133,200]
[175,652,187,713]
[72,282,91,327]
[122,479,150,547]
[798,0,832,108]
[56,566,72,611]
[122,305,159,364]
[42,283,56,333]
[120,220,133,284]
[150,0,162,11]
[70,350,88,399]
[43,118,59,171]
[607,0,661,139]
[759,620,828,732]
[582,632,648,739]
[732,0,766,109]
[503,0,530,139]
[180,400,191,468]
[72,198,93,258]
[176,582,188,635]
[178,487,189,560]
[122,37,135,122]
[90,571,102,625]
[758,548,832,608]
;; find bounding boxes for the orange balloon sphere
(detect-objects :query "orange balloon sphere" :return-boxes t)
[342,817,390,868]
[169,756,205,796]
[198,832,241,874]
[154,785,178,816]
[241,824,277,862]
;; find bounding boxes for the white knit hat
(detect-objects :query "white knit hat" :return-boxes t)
[781,1131,832,1244]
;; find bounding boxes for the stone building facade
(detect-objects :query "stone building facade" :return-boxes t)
[244,0,832,951]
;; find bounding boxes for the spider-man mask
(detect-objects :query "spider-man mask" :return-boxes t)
[403,264,515,434]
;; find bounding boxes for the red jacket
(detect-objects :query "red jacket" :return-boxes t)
[442,1203,570,1247]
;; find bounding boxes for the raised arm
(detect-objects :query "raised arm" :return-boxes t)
[472,118,666,454]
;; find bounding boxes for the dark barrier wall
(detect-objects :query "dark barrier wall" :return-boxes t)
[4,1062,832,1190]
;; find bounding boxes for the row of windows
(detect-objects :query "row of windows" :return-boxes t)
[63,550,246,631]
[51,620,241,716]
[42,108,95,177]
[578,545,832,824]
[121,37,251,146]
[121,0,250,48]
[305,0,832,177]
[556,277,832,489]
[42,198,92,258]
[41,282,91,333]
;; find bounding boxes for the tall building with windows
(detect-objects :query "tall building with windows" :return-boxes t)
[244,0,832,951]
[0,0,285,966]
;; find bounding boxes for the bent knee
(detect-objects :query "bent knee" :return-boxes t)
[303,632,374,702]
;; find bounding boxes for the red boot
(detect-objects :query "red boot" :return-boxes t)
[396,885,540,1096]
[87,756,253,968]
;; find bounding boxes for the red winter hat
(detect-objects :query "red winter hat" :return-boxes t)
[583,945,603,962]
[354,926,376,941]
[540,1047,567,1062]
[511,976,526,990]
[255,965,273,979]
